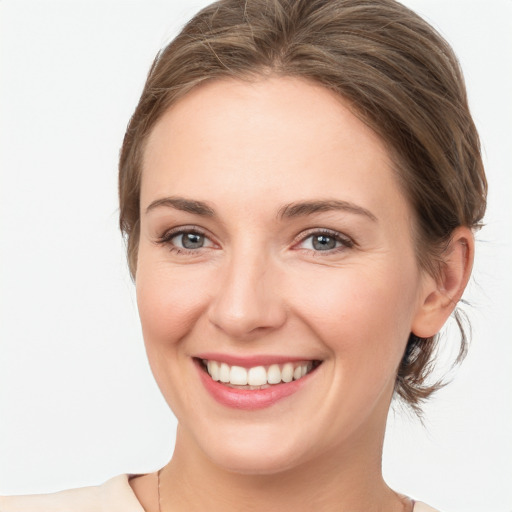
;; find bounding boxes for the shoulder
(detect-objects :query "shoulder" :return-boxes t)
[0,474,144,512]
[414,501,441,512]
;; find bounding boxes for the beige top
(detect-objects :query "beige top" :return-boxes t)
[0,474,440,512]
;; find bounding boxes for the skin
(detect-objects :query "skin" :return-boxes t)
[131,76,473,511]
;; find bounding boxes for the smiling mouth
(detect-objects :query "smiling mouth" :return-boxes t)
[197,358,322,390]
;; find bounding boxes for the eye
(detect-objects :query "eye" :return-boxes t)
[156,227,216,253]
[295,229,353,253]
[171,231,207,250]
[306,233,339,251]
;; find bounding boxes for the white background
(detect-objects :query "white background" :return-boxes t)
[0,1,511,511]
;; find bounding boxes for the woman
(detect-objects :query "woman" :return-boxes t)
[0,0,494,510]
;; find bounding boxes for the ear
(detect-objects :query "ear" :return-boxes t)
[411,226,474,338]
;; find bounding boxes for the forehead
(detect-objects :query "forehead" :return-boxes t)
[141,76,406,219]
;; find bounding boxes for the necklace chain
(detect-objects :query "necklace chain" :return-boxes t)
[157,468,162,512]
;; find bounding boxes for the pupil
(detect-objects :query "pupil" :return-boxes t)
[182,233,204,249]
[313,235,335,251]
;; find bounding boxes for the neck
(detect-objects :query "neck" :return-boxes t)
[160,423,406,512]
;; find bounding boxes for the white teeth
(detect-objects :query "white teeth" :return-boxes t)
[247,366,267,386]
[281,362,294,383]
[229,365,248,385]
[219,362,230,383]
[204,360,317,387]
[207,360,220,381]
[267,364,281,384]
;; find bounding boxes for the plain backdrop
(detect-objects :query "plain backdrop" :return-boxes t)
[1,1,511,511]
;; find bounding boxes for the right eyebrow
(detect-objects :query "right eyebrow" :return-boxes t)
[277,199,377,222]
[145,196,215,217]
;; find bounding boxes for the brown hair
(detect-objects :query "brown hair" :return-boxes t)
[119,0,487,415]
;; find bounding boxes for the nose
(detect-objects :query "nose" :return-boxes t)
[207,250,287,339]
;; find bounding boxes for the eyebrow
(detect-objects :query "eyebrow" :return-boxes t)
[278,199,377,222]
[145,196,377,222]
[145,197,215,216]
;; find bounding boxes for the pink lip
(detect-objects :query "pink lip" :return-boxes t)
[195,352,311,368]
[194,359,316,410]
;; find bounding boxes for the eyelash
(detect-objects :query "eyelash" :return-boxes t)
[155,227,355,255]
[293,228,355,255]
[156,226,214,255]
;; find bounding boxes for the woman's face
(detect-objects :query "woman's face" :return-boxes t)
[137,77,431,474]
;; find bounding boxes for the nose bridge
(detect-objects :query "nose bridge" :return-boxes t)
[208,241,286,338]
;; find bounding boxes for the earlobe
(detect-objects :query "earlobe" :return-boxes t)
[412,227,474,338]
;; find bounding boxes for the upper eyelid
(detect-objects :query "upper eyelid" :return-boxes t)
[292,228,354,245]
[158,225,209,239]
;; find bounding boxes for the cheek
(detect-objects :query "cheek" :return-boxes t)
[135,253,211,348]
[291,262,419,368]
[135,251,215,412]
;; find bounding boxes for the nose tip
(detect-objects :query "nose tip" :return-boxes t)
[207,260,287,339]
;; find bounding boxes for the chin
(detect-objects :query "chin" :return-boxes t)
[207,445,305,476]
[193,424,313,475]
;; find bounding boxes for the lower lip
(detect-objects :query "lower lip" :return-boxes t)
[195,360,314,410]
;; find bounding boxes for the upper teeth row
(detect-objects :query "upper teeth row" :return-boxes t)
[205,360,313,386]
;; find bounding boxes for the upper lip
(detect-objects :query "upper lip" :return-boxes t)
[194,353,319,368]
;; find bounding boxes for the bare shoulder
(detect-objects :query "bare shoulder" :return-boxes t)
[0,474,144,512]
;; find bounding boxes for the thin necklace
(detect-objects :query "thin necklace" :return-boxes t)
[157,468,162,512]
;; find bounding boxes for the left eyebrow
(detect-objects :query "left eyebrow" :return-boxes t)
[145,196,215,217]
[277,199,377,222]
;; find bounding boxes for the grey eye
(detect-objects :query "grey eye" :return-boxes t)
[297,232,347,252]
[181,233,204,249]
[311,234,337,251]
[170,232,206,249]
